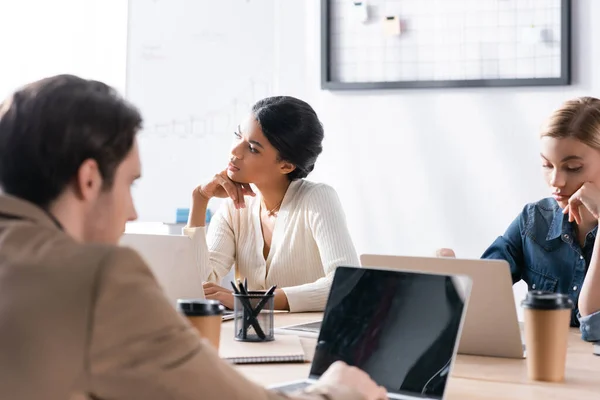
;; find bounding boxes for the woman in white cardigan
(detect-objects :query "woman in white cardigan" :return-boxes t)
[185,96,358,312]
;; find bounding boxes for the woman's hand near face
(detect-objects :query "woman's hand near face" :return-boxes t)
[188,170,255,227]
[194,170,255,209]
[573,182,600,319]
[563,182,600,224]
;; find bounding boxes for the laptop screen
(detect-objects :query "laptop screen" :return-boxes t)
[309,266,468,399]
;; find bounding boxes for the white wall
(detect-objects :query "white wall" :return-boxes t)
[0,0,127,99]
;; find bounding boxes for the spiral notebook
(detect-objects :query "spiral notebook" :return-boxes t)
[220,334,306,364]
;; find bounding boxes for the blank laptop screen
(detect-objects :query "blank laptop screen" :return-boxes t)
[309,267,467,399]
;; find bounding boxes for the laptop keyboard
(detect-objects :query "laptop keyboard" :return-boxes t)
[221,310,235,321]
[275,382,434,400]
[275,381,311,393]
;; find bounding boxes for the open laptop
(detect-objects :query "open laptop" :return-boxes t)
[119,233,234,320]
[275,320,322,338]
[360,254,524,359]
[270,266,471,400]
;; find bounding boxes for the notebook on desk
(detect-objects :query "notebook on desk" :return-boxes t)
[220,334,306,364]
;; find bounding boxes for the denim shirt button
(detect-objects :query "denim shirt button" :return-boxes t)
[573,286,578,291]
[580,255,584,260]
[563,234,570,240]
[532,284,536,289]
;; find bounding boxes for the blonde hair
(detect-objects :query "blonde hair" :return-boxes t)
[541,97,600,150]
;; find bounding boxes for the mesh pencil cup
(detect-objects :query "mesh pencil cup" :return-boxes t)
[233,291,275,342]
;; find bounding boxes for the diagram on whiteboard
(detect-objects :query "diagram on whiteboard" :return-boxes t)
[139,79,273,139]
[127,0,277,222]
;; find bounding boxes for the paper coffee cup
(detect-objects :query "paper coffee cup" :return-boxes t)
[521,291,573,382]
[177,299,224,350]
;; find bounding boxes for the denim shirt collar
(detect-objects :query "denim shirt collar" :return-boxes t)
[546,207,570,241]
[546,205,598,242]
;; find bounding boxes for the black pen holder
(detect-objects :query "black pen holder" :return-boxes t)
[233,291,275,342]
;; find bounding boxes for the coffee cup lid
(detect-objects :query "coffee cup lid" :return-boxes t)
[521,291,574,310]
[177,299,225,316]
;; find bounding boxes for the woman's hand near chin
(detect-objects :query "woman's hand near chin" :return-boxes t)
[188,170,256,227]
[563,182,600,224]
[193,170,255,210]
[571,182,600,319]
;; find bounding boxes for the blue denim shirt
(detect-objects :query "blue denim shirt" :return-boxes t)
[482,197,600,342]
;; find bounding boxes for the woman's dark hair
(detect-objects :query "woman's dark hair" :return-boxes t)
[0,74,142,209]
[251,96,324,181]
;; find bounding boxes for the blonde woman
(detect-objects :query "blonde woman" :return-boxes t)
[439,97,600,342]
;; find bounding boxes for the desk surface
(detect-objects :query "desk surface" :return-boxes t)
[221,312,600,399]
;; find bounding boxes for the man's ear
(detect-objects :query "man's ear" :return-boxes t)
[74,159,102,201]
[279,160,296,176]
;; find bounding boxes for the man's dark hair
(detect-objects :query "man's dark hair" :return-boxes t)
[0,74,142,209]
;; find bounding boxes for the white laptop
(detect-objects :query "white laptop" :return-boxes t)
[270,266,472,400]
[119,233,234,320]
[360,254,524,359]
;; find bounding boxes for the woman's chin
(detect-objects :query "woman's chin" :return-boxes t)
[227,169,250,183]
[226,169,237,180]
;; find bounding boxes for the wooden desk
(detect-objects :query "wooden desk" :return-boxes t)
[221,313,600,399]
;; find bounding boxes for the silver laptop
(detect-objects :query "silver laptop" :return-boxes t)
[361,254,524,359]
[119,233,234,320]
[270,266,472,400]
[275,320,322,338]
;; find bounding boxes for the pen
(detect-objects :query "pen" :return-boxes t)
[234,279,249,338]
[236,279,266,339]
[252,285,277,316]
[231,281,245,337]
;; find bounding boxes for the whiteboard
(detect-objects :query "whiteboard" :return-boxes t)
[126,0,277,222]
